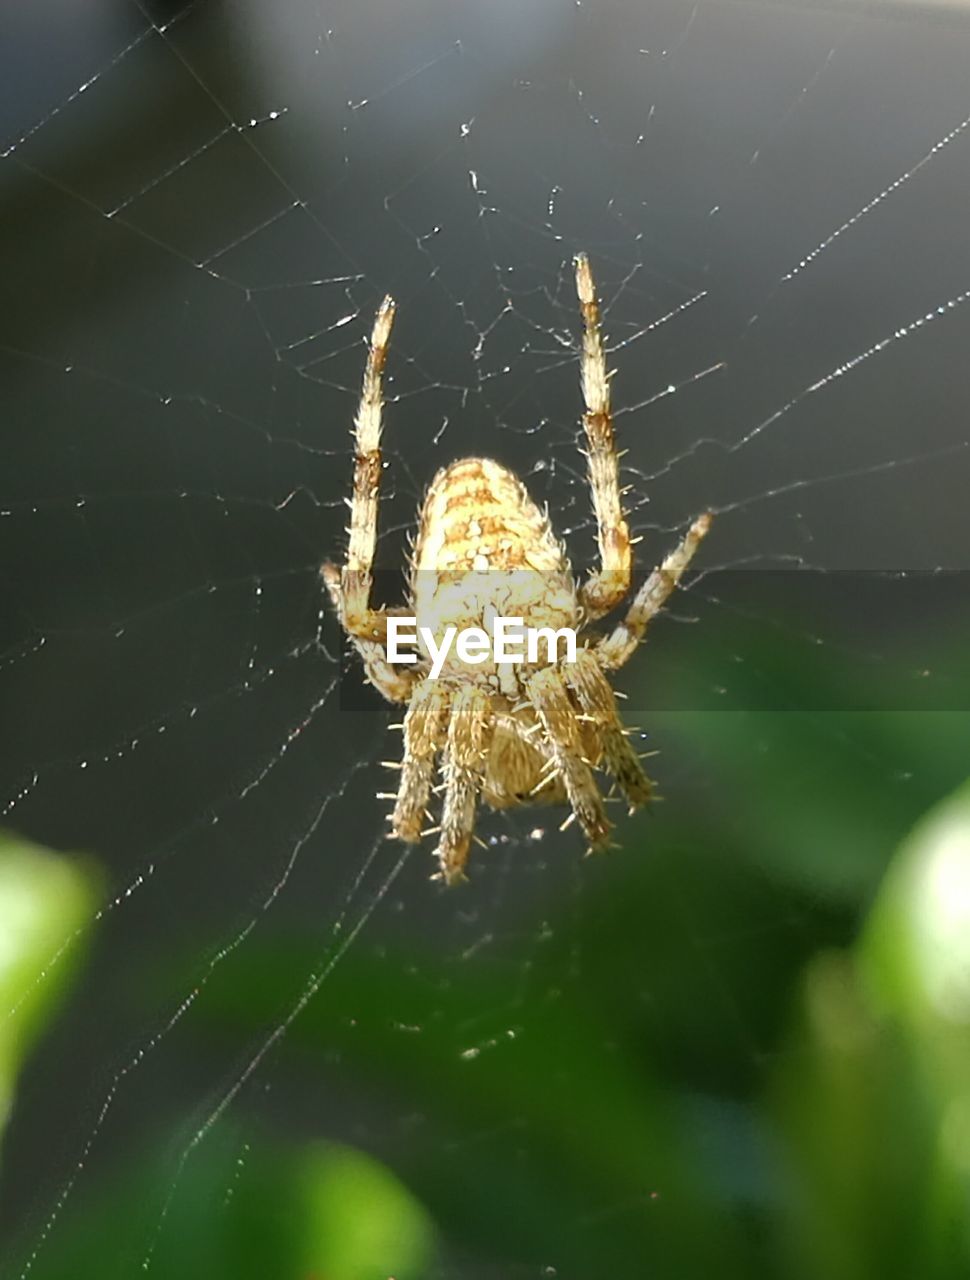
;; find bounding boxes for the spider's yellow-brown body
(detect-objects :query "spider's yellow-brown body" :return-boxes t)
[323,255,712,884]
[412,455,579,815]
[411,457,577,686]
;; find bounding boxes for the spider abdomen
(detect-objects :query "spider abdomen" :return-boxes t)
[410,457,578,681]
[412,457,567,574]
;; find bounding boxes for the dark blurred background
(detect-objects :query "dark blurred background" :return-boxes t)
[1,1,970,1277]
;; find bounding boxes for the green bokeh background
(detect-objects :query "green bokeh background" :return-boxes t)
[4,618,969,1278]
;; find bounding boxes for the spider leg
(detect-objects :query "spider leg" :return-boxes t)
[574,254,631,622]
[526,666,611,851]
[595,512,713,671]
[322,568,417,703]
[564,649,652,810]
[435,686,494,886]
[322,294,398,644]
[392,679,450,840]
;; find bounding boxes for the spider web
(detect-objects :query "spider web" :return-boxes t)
[1,1,969,1276]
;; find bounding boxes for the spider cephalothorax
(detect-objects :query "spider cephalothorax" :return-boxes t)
[323,255,711,884]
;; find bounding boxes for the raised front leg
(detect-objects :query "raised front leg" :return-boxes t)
[575,254,632,622]
[322,294,397,643]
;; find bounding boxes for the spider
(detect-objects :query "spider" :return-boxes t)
[323,254,712,885]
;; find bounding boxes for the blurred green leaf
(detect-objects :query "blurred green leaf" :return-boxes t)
[292,1140,436,1280]
[769,780,970,1280]
[21,1129,435,1280]
[862,780,970,1273]
[0,831,99,1147]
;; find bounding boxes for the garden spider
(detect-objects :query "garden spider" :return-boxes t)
[323,255,712,885]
